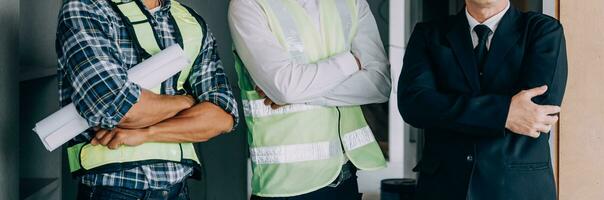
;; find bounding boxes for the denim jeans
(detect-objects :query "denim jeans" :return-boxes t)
[77,181,189,200]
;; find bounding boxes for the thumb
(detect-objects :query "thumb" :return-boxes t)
[524,85,548,98]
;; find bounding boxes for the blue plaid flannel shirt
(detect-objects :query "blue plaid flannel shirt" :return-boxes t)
[56,0,238,190]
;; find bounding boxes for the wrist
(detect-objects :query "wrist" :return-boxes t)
[336,52,360,76]
[142,127,156,143]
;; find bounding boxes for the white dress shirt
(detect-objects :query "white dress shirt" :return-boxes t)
[228,0,391,106]
[466,2,511,49]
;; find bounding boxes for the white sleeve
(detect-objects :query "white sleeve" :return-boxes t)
[228,0,359,105]
[305,0,391,106]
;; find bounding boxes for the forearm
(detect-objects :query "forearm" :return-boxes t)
[305,67,391,106]
[398,84,511,136]
[302,0,391,106]
[119,89,195,129]
[143,102,234,143]
[235,42,358,105]
[228,3,359,105]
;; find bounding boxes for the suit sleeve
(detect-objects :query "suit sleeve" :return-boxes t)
[519,19,567,107]
[397,24,512,137]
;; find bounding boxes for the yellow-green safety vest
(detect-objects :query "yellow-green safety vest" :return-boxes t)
[234,0,387,197]
[66,0,205,177]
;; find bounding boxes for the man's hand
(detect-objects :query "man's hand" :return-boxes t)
[256,86,286,110]
[118,90,195,129]
[91,128,149,149]
[90,100,234,149]
[505,85,561,138]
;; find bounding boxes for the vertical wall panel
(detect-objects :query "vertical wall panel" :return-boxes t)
[0,0,19,199]
[179,1,248,199]
[18,0,64,199]
[559,0,604,199]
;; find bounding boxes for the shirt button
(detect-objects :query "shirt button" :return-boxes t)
[466,155,474,162]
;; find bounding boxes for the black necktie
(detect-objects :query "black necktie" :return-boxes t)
[473,25,491,74]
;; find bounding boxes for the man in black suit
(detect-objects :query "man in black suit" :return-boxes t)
[398,0,567,199]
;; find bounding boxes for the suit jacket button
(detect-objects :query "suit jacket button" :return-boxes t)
[466,155,474,162]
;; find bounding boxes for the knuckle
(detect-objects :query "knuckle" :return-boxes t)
[535,115,544,122]
[532,107,541,114]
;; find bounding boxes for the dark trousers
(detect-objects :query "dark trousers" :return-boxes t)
[77,181,189,200]
[251,173,362,200]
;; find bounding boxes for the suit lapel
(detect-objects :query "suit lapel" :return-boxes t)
[482,7,523,87]
[447,12,481,91]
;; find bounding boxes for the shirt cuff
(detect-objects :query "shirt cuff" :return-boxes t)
[197,92,240,132]
[333,52,359,77]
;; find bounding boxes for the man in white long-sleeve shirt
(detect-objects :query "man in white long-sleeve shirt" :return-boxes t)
[229,0,391,199]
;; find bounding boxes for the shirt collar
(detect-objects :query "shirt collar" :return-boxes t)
[465,1,510,33]
[126,0,171,12]
[159,0,171,12]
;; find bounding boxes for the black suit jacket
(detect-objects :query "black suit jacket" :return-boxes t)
[398,7,567,200]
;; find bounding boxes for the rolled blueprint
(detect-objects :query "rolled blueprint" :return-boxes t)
[33,45,191,151]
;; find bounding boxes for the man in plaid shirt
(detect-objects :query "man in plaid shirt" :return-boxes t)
[56,0,238,199]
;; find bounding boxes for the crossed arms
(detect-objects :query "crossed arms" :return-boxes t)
[228,0,391,107]
[398,19,567,138]
[90,90,234,149]
[57,8,238,149]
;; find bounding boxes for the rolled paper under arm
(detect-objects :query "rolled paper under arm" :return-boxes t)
[33,45,191,151]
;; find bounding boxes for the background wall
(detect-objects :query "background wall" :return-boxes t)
[18,0,65,199]
[559,0,604,199]
[179,1,249,199]
[0,0,20,199]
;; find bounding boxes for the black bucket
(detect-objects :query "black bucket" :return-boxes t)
[380,178,416,200]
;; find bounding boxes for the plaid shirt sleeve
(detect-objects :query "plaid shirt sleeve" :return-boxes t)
[188,28,239,130]
[56,1,141,130]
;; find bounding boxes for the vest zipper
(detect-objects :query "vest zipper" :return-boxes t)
[336,107,346,154]
[333,106,348,187]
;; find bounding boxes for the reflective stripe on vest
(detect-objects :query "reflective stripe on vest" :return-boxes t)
[67,142,200,172]
[66,0,204,173]
[251,139,342,165]
[250,126,375,164]
[235,0,386,196]
[242,99,325,118]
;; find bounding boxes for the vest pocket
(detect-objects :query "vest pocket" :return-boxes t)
[507,162,550,172]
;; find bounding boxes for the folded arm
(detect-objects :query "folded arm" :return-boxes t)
[517,19,567,106]
[398,20,567,137]
[305,0,391,106]
[57,3,194,130]
[92,102,233,149]
[118,90,195,129]
[229,0,365,105]
[92,29,239,148]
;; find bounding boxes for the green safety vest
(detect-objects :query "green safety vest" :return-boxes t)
[66,0,205,177]
[234,0,387,197]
